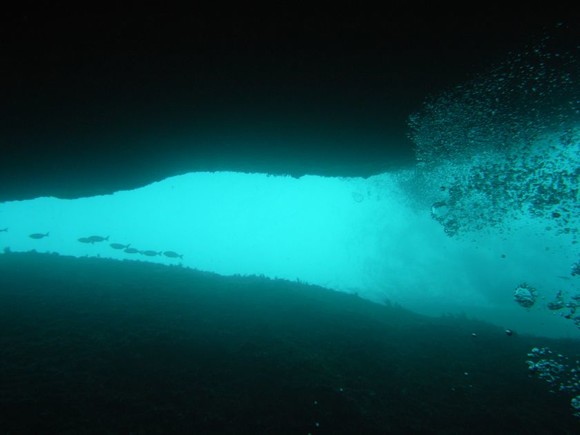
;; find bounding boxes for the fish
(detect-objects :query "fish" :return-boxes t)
[163,251,183,259]
[0,228,8,232]
[141,250,162,257]
[29,232,49,239]
[124,247,140,254]
[87,235,109,243]
[110,243,130,250]
[78,237,94,244]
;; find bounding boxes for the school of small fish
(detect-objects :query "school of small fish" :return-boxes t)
[0,228,183,260]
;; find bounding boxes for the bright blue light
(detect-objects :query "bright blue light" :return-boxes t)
[1,167,577,337]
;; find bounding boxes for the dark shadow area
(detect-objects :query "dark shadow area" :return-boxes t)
[1,5,578,201]
[1,252,579,433]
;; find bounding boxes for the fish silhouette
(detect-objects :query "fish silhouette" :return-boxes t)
[87,235,109,243]
[163,251,183,259]
[29,232,49,239]
[110,243,130,250]
[141,250,162,257]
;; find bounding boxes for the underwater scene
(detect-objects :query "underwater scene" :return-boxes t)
[1,20,580,435]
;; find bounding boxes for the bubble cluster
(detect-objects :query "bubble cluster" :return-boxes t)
[513,284,580,330]
[407,25,580,422]
[513,283,537,309]
[546,290,580,329]
[409,26,579,166]
[427,132,580,239]
[408,25,580,240]
[526,347,580,417]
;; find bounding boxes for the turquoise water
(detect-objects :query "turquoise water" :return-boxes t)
[0,160,578,339]
[1,26,579,433]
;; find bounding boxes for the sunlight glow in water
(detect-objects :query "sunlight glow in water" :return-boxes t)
[1,169,577,337]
